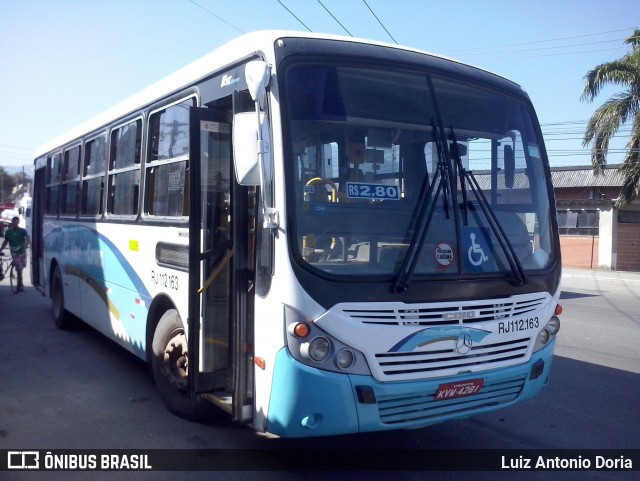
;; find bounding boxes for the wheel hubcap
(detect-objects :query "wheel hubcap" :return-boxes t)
[162,330,189,391]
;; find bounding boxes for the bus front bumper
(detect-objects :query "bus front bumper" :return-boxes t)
[266,340,555,438]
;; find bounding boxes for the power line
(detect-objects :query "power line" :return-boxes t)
[543,126,634,134]
[458,46,626,61]
[541,119,593,126]
[445,27,635,61]
[362,0,397,44]
[186,0,245,34]
[455,38,627,57]
[446,27,635,54]
[542,118,635,126]
[0,144,34,152]
[317,0,352,37]
[276,0,312,32]
[0,152,33,163]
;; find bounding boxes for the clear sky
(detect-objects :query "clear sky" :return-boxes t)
[0,0,637,171]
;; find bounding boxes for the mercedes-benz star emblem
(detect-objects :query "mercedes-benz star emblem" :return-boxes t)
[455,333,473,355]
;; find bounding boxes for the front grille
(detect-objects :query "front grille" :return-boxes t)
[375,337,530,377]
[342,294,546,326]
[377,373,526,425]
[329,293,548,381]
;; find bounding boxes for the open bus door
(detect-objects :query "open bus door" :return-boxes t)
[31,162,46,292]
[187,106,253,422]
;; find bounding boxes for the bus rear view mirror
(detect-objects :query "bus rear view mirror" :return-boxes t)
[233,111,271,186]
[504,144,515,189]
[245,61,271,104]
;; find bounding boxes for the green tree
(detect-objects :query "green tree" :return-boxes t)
[0,167,17,203]
[581,28,640,207]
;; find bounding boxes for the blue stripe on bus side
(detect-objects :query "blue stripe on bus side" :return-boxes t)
[47,224,153,352]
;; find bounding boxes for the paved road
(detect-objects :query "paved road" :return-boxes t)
[557,268,640,374]
[0,265,638,480]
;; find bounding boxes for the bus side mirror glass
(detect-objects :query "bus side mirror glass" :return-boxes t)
[504,144,515,189]
[232,111,271,186]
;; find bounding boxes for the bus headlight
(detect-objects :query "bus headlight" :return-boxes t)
[547,316,560,335]
[306,337,331,362]
[336,349,355,369]
[533,315,561,352]
[537,329,550,346]
[284,306,371,375]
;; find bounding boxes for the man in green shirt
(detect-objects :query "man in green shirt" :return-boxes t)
[1,216,30,291]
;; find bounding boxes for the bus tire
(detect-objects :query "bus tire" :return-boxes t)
[51,266,73,329]
[151,309,212,421]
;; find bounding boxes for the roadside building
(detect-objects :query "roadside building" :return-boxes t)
[553,165,640,272]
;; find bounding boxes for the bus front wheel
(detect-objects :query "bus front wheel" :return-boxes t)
[151,309,211,421]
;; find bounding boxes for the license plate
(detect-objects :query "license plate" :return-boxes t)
[435,378,484,400]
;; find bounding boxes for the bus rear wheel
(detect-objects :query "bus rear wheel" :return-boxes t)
[151,309,212,421]
[51,266,73,329]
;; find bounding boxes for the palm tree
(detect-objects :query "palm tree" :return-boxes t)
[581,28,640,207]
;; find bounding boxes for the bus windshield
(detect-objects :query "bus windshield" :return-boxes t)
[284,62,555,281]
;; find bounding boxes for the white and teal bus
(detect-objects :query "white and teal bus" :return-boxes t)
[32,31,561,438]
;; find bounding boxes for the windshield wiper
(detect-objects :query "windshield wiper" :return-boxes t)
[449,128,528,286]
[393,121,450,293]
[393,75,527,291]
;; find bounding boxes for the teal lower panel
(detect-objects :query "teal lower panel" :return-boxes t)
[266,349,359,438]
[266,340,555,438]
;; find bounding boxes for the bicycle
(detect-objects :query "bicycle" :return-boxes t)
[0,250,20,294]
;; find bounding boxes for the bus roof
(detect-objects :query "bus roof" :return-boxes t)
[33,30,512,159]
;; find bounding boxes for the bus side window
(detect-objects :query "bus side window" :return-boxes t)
[145,99,193,218]
[45,152,62,216]
[108,119,142,216]
[61,145,81,217]
[81,135,107,217]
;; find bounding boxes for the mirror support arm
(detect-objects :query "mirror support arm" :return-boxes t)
[254,102,277,229]
[246,61,278,229]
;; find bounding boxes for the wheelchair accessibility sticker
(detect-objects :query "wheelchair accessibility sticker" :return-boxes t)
[463,227,493,271]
